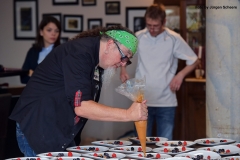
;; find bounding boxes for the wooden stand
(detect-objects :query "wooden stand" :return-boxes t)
[173,78,206,140]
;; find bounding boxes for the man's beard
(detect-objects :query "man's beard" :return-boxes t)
[102,67,117,89]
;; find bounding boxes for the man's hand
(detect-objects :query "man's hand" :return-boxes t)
[170,73,184,92]
[170,59,199,92]
[126,100,148,121]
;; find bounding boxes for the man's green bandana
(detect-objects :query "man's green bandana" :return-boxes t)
[102,30,138,55]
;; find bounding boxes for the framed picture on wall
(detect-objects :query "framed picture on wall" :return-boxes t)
[63,15,83,32]
[52,0,79,5]
[106,23,121,27]
[82,0,96,6]
[42,13,61,25]
[126,7,147,33]
[88,19,102,29]
[105,1,120,15]
[13,0,38,40]
[133,17,146,33]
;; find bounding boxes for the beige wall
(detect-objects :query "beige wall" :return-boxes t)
[0,0,153,86]
[0,0,153,142]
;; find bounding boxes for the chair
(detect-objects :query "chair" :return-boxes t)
[0,93,12,160]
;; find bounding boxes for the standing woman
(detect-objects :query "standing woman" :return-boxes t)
[21,16,61,84]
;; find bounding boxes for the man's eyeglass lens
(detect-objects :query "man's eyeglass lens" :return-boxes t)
[114,42,132,65]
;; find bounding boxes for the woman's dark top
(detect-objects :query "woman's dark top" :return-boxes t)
[21,46,40,84]
[9,36,102,154]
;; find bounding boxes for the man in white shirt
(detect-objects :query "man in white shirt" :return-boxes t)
[120,4,199,140]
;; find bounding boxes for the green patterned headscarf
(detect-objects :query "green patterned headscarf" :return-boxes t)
[103,30,138,55]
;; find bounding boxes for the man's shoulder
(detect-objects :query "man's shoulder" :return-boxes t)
[135,28,148,38]
[165,28,182,39]
[164,28,178,36]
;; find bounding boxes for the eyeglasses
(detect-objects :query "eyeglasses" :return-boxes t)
[114,41,132,65]
[146,23,160,31]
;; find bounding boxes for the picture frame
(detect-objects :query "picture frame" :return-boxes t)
[186,5,200,31]
[88,18,102,30]
[60,37,69,44]
[52,0,79,5]
[133,17,146,33]
[106,23,121,27]
[126,7,147,33]
[105,1,120,15]
[63,15,83,33]
[82,0,96,6]
[42,13,61,25]
[13,0,38,40]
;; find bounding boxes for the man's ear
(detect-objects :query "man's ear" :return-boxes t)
[105,39,114,54]
[104,49,108,54]
[107,39,114,46]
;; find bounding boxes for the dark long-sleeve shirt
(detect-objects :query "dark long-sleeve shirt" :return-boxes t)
[10,36,102,153]
[21,47,40,84]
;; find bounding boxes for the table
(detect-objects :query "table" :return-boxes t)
[0,68,28,78]
[122,139,239,159]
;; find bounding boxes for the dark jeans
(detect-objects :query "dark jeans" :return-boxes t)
[147,107,176,140]
[16,123,37,157]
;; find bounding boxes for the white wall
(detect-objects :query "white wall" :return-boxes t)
[0,0,153,141]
